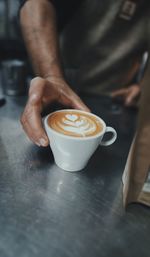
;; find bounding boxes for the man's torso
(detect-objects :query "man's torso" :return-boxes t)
[20,0,150,94]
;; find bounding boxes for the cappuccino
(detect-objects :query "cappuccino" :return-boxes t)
[47,110,103,138]
[44,109,117,171]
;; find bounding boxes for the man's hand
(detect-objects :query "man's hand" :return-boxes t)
[111,84,141,107]
[20,76,90,147]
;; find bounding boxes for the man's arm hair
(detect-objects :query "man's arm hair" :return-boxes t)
[20,0,64,79]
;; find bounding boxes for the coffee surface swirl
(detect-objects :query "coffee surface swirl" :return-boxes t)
[47,110,103,137]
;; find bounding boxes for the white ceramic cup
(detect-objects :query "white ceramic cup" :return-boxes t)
[44,109,117,172]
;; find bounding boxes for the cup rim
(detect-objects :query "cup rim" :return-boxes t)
[44,109,106,141]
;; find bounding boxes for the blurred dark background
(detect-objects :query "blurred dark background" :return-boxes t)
[0,0,26,60]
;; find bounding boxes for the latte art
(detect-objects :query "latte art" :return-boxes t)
[48,111,103,137]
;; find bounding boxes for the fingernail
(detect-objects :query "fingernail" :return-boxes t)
[39,138,48,146]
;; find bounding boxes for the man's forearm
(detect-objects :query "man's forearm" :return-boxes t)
[20,0,64,78]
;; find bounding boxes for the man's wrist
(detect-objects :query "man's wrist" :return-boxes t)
[44,74,65,81]
[40,62,65,81]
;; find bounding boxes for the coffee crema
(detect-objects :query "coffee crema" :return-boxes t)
[47,110,103,137]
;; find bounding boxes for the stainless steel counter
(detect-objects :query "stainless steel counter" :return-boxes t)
[0,93,150,257]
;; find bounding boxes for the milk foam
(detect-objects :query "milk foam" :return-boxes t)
[59,115,96,137]
[48,111,103,137]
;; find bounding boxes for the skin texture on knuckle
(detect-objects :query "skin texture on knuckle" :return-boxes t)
[29,77,44,92]
[29,93,41,106]
[20,113,28,127]
[30,76,43,85]
[28,79,45,106]
[22,105,33,124]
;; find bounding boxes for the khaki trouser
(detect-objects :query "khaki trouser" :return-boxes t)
[123,57,150,207]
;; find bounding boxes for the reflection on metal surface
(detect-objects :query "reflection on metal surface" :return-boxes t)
[57,180,63,194]
[0,94,144,257]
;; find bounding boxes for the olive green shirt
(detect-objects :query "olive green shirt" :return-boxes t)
[60,0,149,95]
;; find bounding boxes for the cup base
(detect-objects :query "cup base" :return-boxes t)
[55,161,86,172]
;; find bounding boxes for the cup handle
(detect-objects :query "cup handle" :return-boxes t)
[100,126,117,146]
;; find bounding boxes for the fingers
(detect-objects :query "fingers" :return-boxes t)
[21,76,90,146]
[58,85,91,112]
[45,76,90,112]
[69,93,91,112]
[20,77,49,147]
[111,85,140,107]
[21,104,49,147]
[111,88,127,98]
[125,85,140,106]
